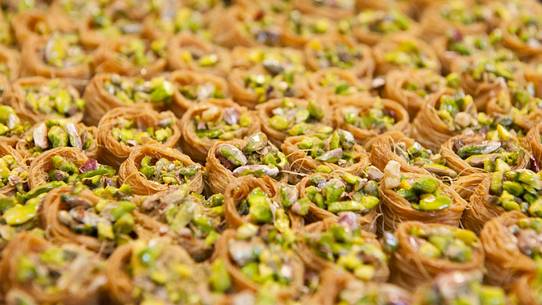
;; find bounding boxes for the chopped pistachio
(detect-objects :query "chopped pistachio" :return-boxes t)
[23,79,85,118]
[489,169,542,216]
[354,10,412,34]
[129,238,208,304]
[210,259,231,293]
[242,69,301,103]
[139,156,200,186]
[217,134,288,179]
[103,75,174,107]
[417,271,506,305]
[229,225,297,286]
[3,198,39,226]
[0,105,29,137]
[179,82,224,102]
[310,39,363,69]
[341,101,396,133]
[509,217,542,258]
[119,38,165,67]
[408,224,479,263]
[296,129,357,167]
[437,92,478,131]
[305,222,386,280]
[44,33,88,68]
[383,40,437,70]
[194,106,251,140]
[0,154,28,190]
[508,16,542,47]
[112,117,174,146]
[395,175,453,212]
[302,171,380,217]
[439,1,487,25]
[14,242,104,296]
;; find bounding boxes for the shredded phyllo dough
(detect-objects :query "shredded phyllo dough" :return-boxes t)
[4,0,542,304]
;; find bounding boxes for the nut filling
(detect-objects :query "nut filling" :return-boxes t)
[216,133,288,178]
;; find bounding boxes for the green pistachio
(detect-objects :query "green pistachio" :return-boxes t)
[490,169,542,215]
[236,223,259,240]
[270,115,289,131]
[199,54,218,67]
[307,99,324,120]
[315,148,342,163]
[397,188,417,202]
[342,102,396,132]
[244,132,268,153]
[279,185,298,208]
[24,80,84,118]
[479,287,506,305]
[419,241,441,258]
[195,106,251,139]
[3,198,39,226]
[423,164,458,178]
[208,194,225,208]
[313,42,362,69]
[454,229,478,245]
[361,195,380,210]
[305,222,386,280]
[457,141,501,158]
[412,226,478,263]
[47,125,69,148]
[501,199,521,211]
[328,200,368,213]
[0,196,16,213]
[139,157,199,185]
[306,185,325,208]
[490,172,504,195]
[218,144,247,167]
[411,177,439,194]
[111,201,136,221]
[323,179,346,203]
[418,194,452,211]
[292,197,310,216]
[305,172,380,216]
[44,34,87,68]
[247,188,273,224]
[210,259,231,293]
[503,181,524,196]
[518,170,541,189]
[528,199,542,217]
[97,221,114,240]
[288,123,309,136]
[16,256,37,282]
[18,181,65,203]
[150,79,174,104]
[113,213,135,234]
[395,176,453,211]
[0,105,27,137]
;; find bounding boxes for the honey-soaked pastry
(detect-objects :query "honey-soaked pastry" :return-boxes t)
[206,132,290,193]
[20,33,93,80]
[257,97,332,146]
[97,105,181,166]
[282,128,369,176]
[0,232,106,305]
[83,73,178,125]
[179,99,260,162]
[119,144,203,195]
[295,169,382,232]
[386,221,484,289]
[93,36,168,78]
[332,96,409,145]
[5,0,542,302]
[379,166,466,230]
